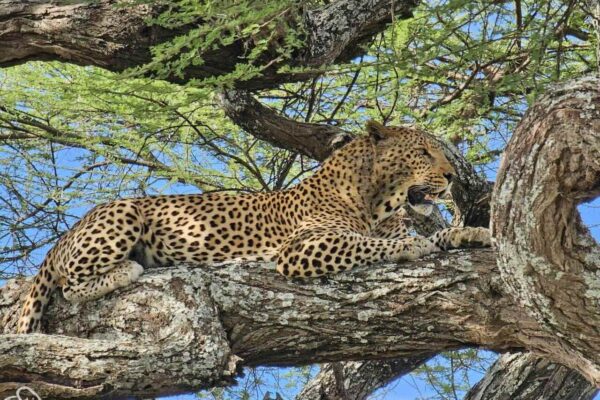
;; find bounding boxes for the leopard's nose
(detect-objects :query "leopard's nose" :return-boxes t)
[443,172,453,183]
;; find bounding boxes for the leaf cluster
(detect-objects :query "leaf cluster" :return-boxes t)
[127,0,309,86]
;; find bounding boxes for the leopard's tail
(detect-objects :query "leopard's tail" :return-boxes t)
[17,258,59,333]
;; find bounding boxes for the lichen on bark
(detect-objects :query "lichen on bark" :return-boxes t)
[493,75,600,385]
[1,249,528,399]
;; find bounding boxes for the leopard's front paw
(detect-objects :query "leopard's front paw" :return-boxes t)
[449,227,492,248]
[413,237,438,258]
[114,260,144,287]
[126,260,144,283]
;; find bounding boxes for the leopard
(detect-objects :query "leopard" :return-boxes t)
[17,120,491,333]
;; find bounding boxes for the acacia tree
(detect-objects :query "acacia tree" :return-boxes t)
[0,0,599,399]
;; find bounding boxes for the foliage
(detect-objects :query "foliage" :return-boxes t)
[126,0,309,86]
[266,0,597,171]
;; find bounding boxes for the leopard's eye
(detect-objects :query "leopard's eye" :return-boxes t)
[419,148,431,157]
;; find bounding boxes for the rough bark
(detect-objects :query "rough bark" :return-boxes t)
[0,269,239,399]
[464,353,599,400]
[1,248,542,399]
[492,75,600,385]
[0,0,416,89]
[217,90,351,162]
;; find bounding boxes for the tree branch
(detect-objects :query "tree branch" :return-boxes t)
[217,90,351,162]
[0,0,416,89]
[464,353,598,400]
[493,75,600,385]
[0,268,239,399]
[2,249,540,399]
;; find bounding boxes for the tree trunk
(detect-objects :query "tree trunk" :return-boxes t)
[492,76,600,385]
[2,249,533,399]
[0,0,416,89]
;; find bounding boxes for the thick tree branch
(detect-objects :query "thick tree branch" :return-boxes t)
[2,248,543,399]
[465,353,598,400]
[0,269,239,399]
[492,75,600,385]
[0,0,416,89]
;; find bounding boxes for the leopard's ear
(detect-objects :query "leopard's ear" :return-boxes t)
[366,120,393,141]
[330,133,355,150]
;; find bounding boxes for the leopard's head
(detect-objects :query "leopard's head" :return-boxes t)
[368,120,455,221]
